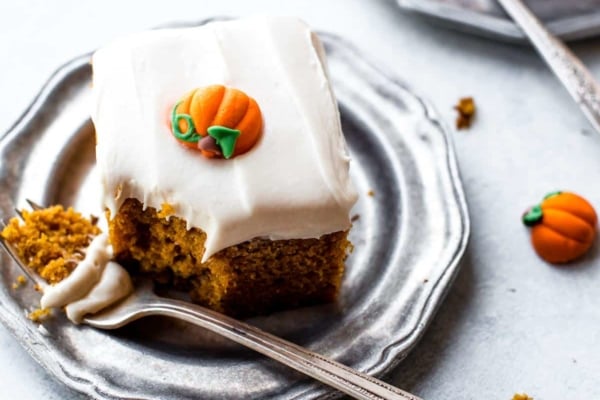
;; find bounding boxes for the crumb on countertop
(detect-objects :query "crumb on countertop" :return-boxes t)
[512,393,533,400]
[367,190,375,197]
[351,214,360,222]
[1,205,101,284]
[454,97,476,130]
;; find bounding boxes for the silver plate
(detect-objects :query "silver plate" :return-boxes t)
[0,27,469,399]
[397,0,600,42]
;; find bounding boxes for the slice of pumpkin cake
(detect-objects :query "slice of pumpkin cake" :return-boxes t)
[91,16,357,317]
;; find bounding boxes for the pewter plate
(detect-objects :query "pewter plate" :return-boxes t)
[397,0,600,42]
[0,29,469,399]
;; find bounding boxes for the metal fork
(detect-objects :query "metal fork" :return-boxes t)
[497,0,600,135]
[0,201,422,400]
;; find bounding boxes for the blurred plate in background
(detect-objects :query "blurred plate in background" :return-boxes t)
[397,0,600,42]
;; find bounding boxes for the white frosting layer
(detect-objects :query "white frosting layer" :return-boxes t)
[92,17,357,261]
[41,234,112,309]
[65,261,133,323]
[40,234,133,323]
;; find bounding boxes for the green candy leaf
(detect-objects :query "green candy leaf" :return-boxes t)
[207,125,241,159]
[522,204,543,227]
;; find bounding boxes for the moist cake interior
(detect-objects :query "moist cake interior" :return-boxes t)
[109,198,351,317]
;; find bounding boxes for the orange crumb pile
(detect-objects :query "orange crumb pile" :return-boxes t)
[1,205,100,283]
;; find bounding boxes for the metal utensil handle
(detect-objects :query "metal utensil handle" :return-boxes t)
[497,0,600,133]
[151,297,422,400]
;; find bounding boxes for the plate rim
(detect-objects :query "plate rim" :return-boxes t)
[319,31,471,377]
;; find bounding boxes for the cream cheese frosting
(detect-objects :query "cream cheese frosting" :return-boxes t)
[91,16,357,261]
[40,233,133,323]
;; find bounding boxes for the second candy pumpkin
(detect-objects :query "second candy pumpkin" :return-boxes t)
[523,191,597,264]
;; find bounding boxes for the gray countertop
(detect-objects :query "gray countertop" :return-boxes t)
[1,1,600,399]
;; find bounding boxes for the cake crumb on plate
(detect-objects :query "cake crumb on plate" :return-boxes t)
[11,275,27,289]
[28,308,51,323]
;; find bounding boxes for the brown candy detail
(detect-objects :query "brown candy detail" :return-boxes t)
[198,136,222,158]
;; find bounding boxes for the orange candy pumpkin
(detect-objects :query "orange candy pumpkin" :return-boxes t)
[170,85,263,159]
[522,191,597,264]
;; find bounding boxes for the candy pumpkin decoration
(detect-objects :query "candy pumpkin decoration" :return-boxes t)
[522,191,597,264]
[170,85,263,159]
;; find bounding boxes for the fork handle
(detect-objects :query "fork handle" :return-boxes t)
[149,297,422,400]
[497,0,600,134]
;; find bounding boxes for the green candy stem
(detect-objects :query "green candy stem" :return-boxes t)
[171,102,200,143]
[543,191,562,200]
[207,125,241,159]
[522,204,543,226]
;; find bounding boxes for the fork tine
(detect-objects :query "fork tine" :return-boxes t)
[14,208,25,221]
[13,197,44,221]
[0,233,45,288]
[73,249,86,257]
[26,199,44,211]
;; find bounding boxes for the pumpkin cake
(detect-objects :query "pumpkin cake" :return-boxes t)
[91,17,358,317]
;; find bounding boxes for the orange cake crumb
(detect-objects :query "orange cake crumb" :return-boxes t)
[157,203,175,219]
[1,205,101,283]
[28,308,51,323]
[512,394,533,400]
[11,275,27,289]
